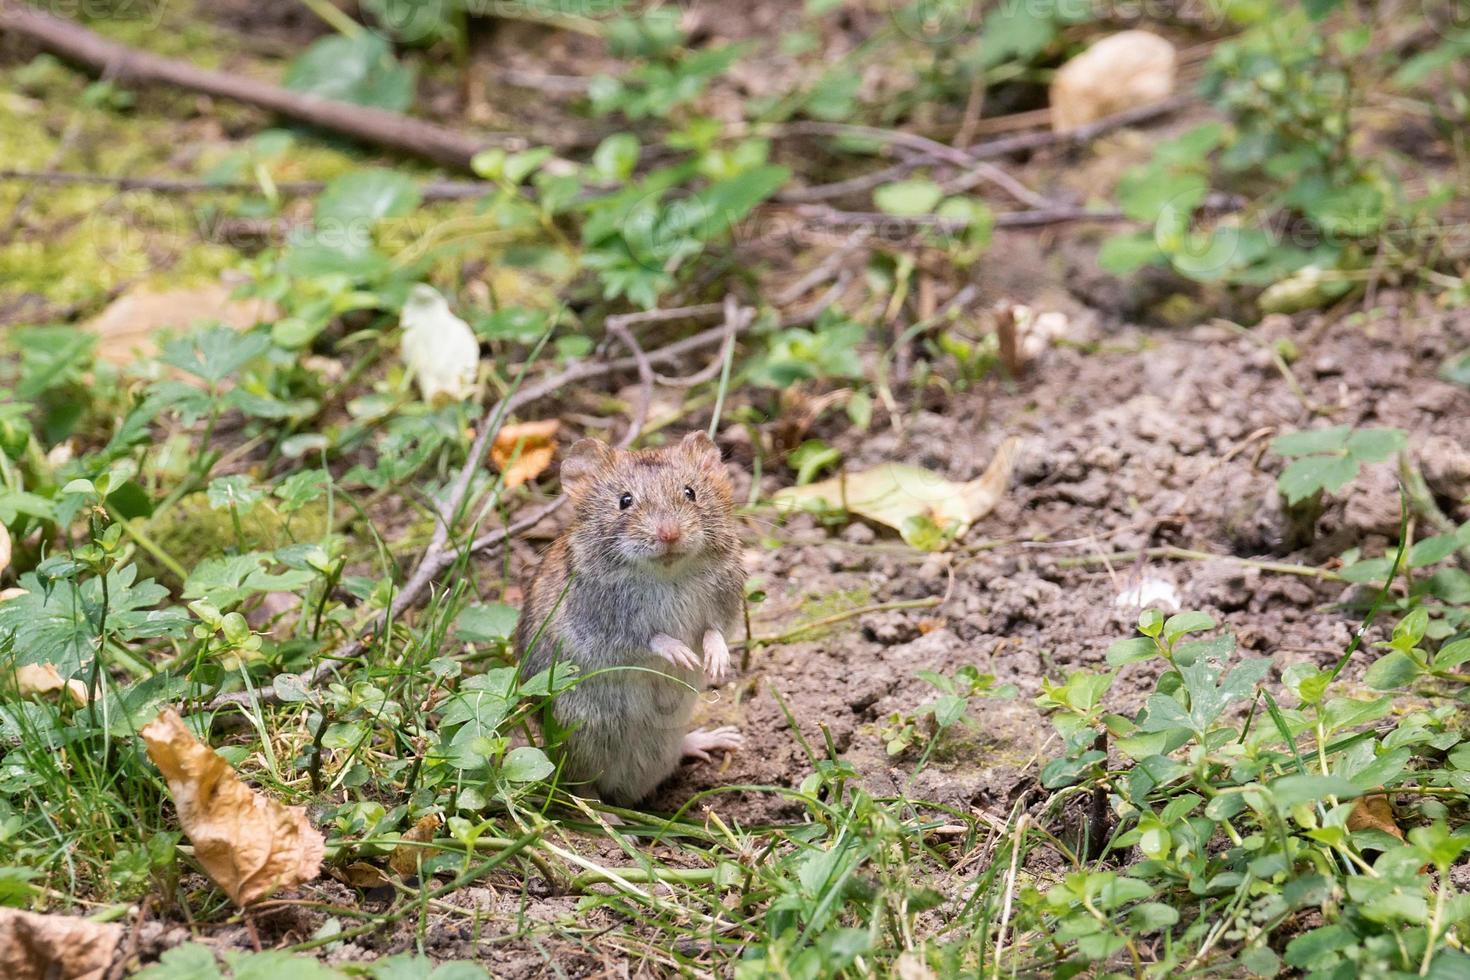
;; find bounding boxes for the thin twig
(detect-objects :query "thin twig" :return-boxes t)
[1055,546,1346,582]
[733,595,942,652]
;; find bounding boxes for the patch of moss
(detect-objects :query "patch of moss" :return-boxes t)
[136,493,330,587]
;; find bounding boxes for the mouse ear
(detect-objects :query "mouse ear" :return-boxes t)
[679,430,721,468]
[560,439,612,494]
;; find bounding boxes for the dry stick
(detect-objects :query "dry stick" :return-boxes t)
[0,3,555,170]
[0,169,492,200]
[776,97,1190,204]
[1056,546,1347,582]
[772,120,1050,209]
[208,305,735,710]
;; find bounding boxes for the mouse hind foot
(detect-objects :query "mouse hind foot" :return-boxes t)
[681,726,743,763]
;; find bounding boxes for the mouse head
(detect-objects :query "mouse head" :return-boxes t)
[561,432,734,573]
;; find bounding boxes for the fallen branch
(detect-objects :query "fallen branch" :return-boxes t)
[0,3,544,169]
[208,303,740,710]
[0,169,491,201]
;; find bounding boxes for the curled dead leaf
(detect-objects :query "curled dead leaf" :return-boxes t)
[1348,793,1404,842]
[388,813,443,878]
[772,437,1021,548]
[1050,31,1176,133]
[10,662,91,705]
[490,419,561,490]
[141,708,324,906]
[0,907,122,980]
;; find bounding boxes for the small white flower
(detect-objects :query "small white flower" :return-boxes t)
[400,284,480,404]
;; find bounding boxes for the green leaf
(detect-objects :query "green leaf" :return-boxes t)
[929,694,967,728]
[284,33,415,111]
[1441,349,1470,388]
[1346,747,1411,790]
[1126,901,1179,932]
[1106,636,1158,667]
[1409,534,1461,568]
[1270,425,1352,457]
[134,943,226,980]
[1363,650,1422,691]
[1435,638,1470,671]
[0,566,185,674]
[316,169,421,225]
[183,553,315,609]
[974,1,1057,67]
[874,179,945,216]
[592,133,640,182]
[1283,923,1356,969]
[455,603,520,643]
[206,475,262,514]
[1267,774,1363,809]
[1040,750,1105,789]
[1278,455,1358,504]
[1097,232,1165,276]
[1345,427,1407,463]
[502,745,554,783]
[160,327,272,386]
[1163,611,1215,645]
[1117,167,1208,223]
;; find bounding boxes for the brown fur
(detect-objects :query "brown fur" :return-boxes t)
[513,431,743,805]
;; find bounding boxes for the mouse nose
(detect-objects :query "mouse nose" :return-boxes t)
[656,522,682,545]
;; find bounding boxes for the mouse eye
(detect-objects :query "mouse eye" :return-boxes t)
[683,485,697,502]
[618,492,633,510]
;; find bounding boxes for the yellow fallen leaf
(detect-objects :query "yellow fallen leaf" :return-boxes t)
[490,419,561,489]
[141,709,324,906]
[388,813,443,877]
[1347,793,1404,841]
[84,283,278,366]
[1050,31,1176,133]
[0,907,122,980]
[773,438,1020,547]
[0,521,10,576]
[11,663,90,705]
[0,587,28,602]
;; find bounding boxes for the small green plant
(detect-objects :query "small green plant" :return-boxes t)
[881,664,1017,762]
[1271,425,1407,506]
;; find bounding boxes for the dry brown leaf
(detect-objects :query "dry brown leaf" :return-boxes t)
[11,663,90,705]
[773,437,1021,548]
[388,813,443,878]
[332,861,391,889]
[1348,793,1404,841]
[141,708,324,906]
[1050,31,1177,133]
[85,283,279,366]
[0,907,122,980]
[0,521,10,577]
[490,419,561,489]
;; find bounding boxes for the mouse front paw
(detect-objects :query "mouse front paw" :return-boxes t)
[681,726,744,763]
[650,632,702,672]
[702,628,731,683]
